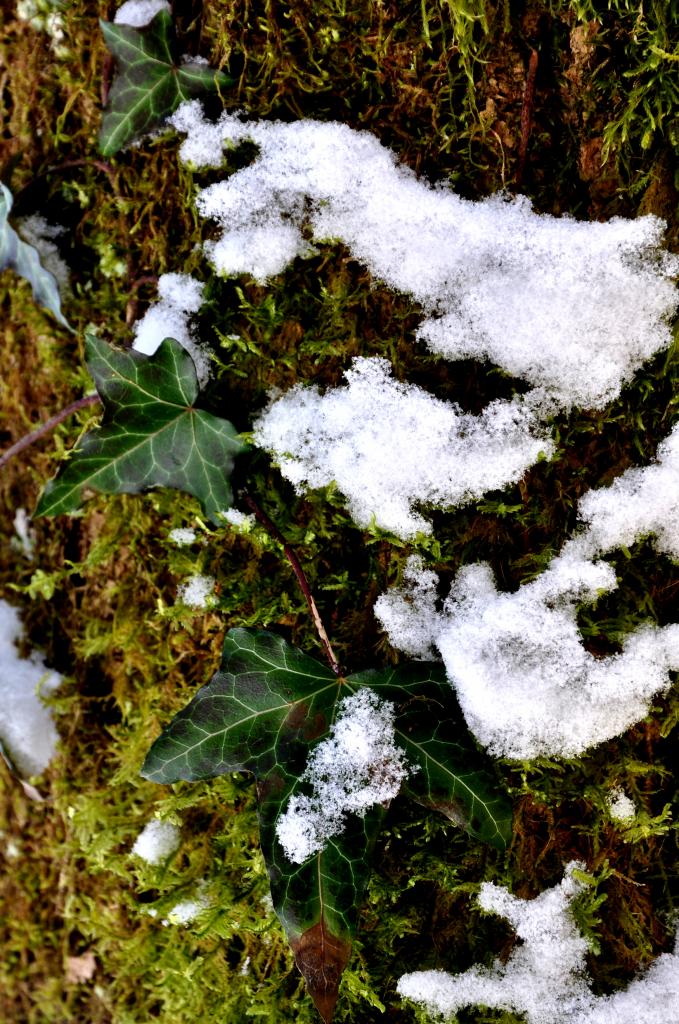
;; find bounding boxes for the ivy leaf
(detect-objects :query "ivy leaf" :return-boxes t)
[141,629,512,1021]
[349,665,513,849]
[99,10,234,156]
[0,183,70,329]
[34,335,246,523]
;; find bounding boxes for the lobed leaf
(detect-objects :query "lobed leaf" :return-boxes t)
[99,11,234,156]
[349,665,513,849]
[35,334,246,523]
[142,628,512,1020]
[0,183,70,329]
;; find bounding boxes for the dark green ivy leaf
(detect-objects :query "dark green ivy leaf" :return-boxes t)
[0,184,70,329]
[142,629,512,1021]
[99,10,234,156]
[35,335,246,523]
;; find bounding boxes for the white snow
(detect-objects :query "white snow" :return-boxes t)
[376,420,679,758]
[568,423,679,562]
[13,508,36,559]
[168,527,198,546]
[376,548,679,759]
[0,599,61,777]
[16,1,68,56]
[16,216,70,295]
[177,573,215,609]
[131,819,180,864]
[219,508,256,531]
[275,688,410,863]
[163,882,210,926]
[169,104,677,534]
[254,357,551,538]
[607,788,636,823]
[132,272,210,387]
[398,863,679,1024]
[113,0,170,27]
[170,101,678,414]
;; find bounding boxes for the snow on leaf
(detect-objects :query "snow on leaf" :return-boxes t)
[0,183,70,329]
[131,272,211,387]
[274,688,412,864]
[114,0,170,27]
[99,10,233,156]
[34,335,246,524]
[141,628,512,1021]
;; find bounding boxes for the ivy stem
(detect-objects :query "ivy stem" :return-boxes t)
[516,47,539,185]
[242,492,342,678]
[0,394,101,472]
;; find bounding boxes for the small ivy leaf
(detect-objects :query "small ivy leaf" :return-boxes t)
[0,184,70,329]
[141,629,512,1021]
[99,10,234,156]
[34,335,246,523]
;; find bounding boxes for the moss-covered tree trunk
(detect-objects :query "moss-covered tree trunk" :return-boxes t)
[1,2,678,1022]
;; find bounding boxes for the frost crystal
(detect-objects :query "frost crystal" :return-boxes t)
[132,272,210,387]
[0,599,61,777]
[177,573,215,609]
[254,357,551,538]
[170,101,678,413]
[113,0,170,26]
[398,863,679,1024]
[131,819,180,864]
[275,688,410,863]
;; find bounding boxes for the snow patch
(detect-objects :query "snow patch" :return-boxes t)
[13,508,36,560]
[132,272,210,387]
[377,424,679,757]
[16,216,70,295]
[0,600,61,777]
[131,819,180,864]
[275,688,410,863]
[163,882,210,926]
[254,357,551,538]
[219,508,256,532]
[168,527,198,546]
[177,573,215,609]
[170,102,678,414]
[170,105,678,533]
[113,0,170,27]
[607,788,636,823]
[569,423,679,563]
[16,1,68,57]
[376,548,679,759]
[398,863,679,1024]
